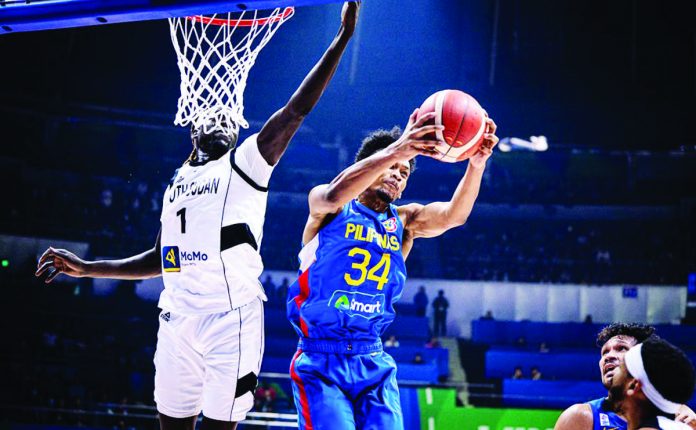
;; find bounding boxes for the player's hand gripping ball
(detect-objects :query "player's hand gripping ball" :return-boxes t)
[416,89,489,163]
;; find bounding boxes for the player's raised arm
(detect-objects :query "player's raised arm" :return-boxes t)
[35,230,162,283]
[400,117,498,239]
[256,1,360,166]
[308,110,442,216]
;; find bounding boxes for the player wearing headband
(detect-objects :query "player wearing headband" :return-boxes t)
[554,323,696,430]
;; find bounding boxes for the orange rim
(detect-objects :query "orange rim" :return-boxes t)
[187,7,293,27]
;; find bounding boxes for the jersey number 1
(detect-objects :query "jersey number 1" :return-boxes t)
[176,208,186,234]
[344,247,391,290]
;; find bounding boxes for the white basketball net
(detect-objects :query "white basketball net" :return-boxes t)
[168,7,294,135]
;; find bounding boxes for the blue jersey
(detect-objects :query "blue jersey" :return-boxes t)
[287,200,407,341]
[587,398,627,430]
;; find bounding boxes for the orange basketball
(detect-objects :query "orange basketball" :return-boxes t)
[417,89,487,163]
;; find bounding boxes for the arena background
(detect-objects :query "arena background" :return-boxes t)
[1,0,695,429]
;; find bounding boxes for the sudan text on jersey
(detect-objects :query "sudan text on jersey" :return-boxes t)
[162,246,209,272]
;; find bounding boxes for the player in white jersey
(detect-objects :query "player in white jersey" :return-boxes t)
[606,337,695,430]
[34,3,360,430]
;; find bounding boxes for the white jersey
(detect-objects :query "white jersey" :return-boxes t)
[159,134,273,315]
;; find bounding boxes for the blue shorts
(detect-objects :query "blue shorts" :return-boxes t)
[289,338,403,430]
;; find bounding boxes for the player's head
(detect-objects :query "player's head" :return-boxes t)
[607,337,695,415]
[355,127,415,204]
[189,113,239,161]
[597,322,656,388]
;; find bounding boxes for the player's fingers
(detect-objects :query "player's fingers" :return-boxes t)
[37,248,55,267]
[405,109,419,128]
[486,117,497,134]
[412,125,444,138]
[418,148,441,158]
[35,260,56,277]
[44,267,61,284]
[483,133,499,148]
[413,111,437,127]
[412,140,443,148]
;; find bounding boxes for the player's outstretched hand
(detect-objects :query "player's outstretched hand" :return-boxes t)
[468,116,498,169]
[35,247,87,283]
[390,108,445,160]
[341,1,361,35]
[675,404,696,429]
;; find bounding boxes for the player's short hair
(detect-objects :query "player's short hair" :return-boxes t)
[596,323,656,347]
[355,127,416,172]
[637,337,695,404]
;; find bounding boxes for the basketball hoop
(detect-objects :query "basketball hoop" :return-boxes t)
[169,7,294,135]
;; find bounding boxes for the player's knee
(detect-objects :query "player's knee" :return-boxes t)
[200,416,238,430]
[158,413,198,430]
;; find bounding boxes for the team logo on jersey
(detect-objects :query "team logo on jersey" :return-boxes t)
[329,290,385,319]
[162,246,181,272]
[382,217,398,233]
[599,414,611,427]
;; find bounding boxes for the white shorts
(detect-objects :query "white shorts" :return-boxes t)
[153,298,265,422]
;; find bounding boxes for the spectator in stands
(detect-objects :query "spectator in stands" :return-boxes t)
[512,366,524,379]
[276,277,290,304]
[531,366,542,380]
[539,342,550,353]
[414,285,428,317]
[432,290,449,336]
[481,310,494,320]
[262,274,276,299]
[385,335,400,348]
[412,353,425,365]
[255,381,277,412]
[584,314,593,324]
[425,336,441,349]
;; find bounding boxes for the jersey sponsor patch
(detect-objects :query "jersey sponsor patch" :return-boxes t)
[382,217,398,233]
[162,246,181,272]
[329,290,386,319]
[599,413,611,427]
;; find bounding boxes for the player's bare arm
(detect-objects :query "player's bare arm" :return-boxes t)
[399,117,498,240]
[302,109,443,244]
[553,403,593,430]
[35,230,162,283]
[257,1,361,166]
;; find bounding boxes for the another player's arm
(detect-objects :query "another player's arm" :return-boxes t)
[399,117,498,239]
[256,1,360,166]
[35,230,162,283]
[676,404,696,429]
[553,404,593,430]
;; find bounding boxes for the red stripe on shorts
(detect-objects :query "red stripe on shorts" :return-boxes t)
[294,268,311,336]
[290,349,313,430]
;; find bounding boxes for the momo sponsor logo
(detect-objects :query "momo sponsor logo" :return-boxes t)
[329,290,386,318]
[162,246,208,272]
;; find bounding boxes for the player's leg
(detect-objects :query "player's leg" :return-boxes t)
[154,310,206,427]
[200,298,264,423]
[290,350,356,430]
[200,416,237,430]
[159,414,198,430]
[352,352,404,430]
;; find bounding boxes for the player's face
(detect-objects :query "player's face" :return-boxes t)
[191,117,238,158]
[373,160,411,203]
[599,335,638,388]
[607,358,633,401]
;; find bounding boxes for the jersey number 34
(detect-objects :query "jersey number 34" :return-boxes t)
[344,247,391,290]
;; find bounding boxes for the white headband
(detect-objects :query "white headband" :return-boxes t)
[624,343,681,414]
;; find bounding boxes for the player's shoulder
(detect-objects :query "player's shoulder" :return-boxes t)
[554,403,593,430]
[396,202,425,223]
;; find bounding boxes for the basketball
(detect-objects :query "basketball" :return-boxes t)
[417,89,488,163]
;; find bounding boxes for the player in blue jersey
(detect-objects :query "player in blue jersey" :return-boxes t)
[286,109,499,429]
[554,323,696,430]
